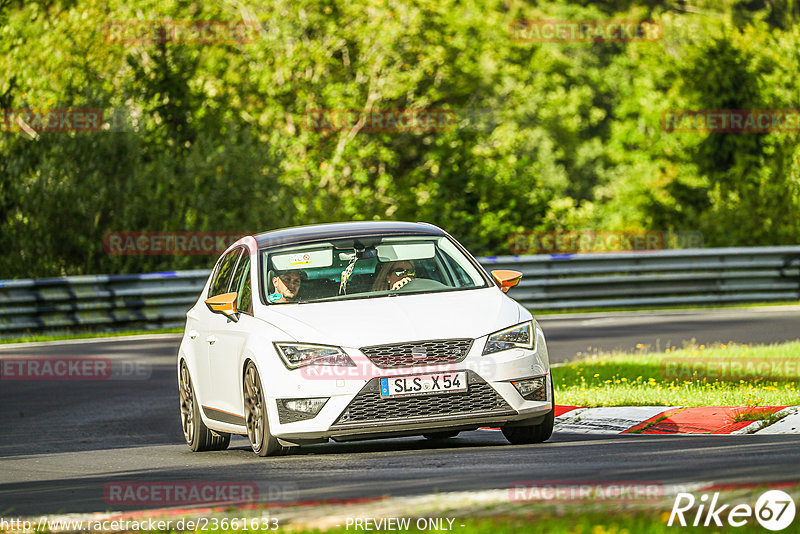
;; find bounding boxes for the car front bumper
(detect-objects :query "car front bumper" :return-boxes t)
[263,334,553,444]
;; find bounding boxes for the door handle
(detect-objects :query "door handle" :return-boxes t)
[206,335,217,345]
[189,330,198,339]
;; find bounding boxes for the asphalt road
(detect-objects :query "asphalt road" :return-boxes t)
[539,304,800,359]
[1,306,799,516]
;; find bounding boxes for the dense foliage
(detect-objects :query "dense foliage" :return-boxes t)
[1,0,798,278]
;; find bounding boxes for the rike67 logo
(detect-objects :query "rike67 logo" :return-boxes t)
[669,490,796,531]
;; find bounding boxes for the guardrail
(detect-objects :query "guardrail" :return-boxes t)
[0,271,208,337]
[1,247,799,337]
[483,246,800,310]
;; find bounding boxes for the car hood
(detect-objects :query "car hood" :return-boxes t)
[260,287,522,347]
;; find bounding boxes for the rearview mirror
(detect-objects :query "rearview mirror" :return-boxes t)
[491,270,522,293]
[356,247,378,259]
[205,292,239,321]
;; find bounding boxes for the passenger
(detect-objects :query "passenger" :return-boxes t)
[268,269,306,303]
[372,260,415,291]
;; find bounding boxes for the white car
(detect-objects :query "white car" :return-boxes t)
[177,221,554,456]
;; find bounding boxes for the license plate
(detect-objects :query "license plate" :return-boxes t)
[379,372,467,398]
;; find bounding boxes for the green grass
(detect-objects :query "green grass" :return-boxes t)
[252,513,770,533]
[730,407,786,423]
[552,340,800,407]
[0,327,182,344]
[142,485,795,534]
[531,299,800,315]
[81,481,799,534]
[451,514,769,533]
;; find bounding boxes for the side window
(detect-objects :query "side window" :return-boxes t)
[416,257,445,285]
[239,275,253,314]
[448,258,472,286]
[208,248,244,298]
[231,255,253,314]
[436,250,471,287]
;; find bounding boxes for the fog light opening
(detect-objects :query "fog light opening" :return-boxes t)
[282,398,329,415]
[511,376,547,400]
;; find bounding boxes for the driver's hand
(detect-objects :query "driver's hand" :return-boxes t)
[390,277,412,291]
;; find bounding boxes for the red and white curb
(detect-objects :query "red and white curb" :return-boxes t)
[554,406,669,434]
[480,405,800,434]
[548,405,799,435]
[481,405,800,435]
[748,406,800,434]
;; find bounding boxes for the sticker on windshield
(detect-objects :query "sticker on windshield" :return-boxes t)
[272,249,333,270]
[289,253,312,266]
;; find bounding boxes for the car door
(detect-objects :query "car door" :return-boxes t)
[196,247,244,417]
[207,248,253,422]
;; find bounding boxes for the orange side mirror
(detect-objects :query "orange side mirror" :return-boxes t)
[491,270,522,293]
[205,292,239,321]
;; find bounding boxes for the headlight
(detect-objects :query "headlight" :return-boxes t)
[274,343,355,370]
[482,321,535,355]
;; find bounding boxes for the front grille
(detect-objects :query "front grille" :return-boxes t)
[360,338,473,368]
[332,371,513,427]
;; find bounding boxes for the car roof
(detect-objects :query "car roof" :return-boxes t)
[254,221,447,249]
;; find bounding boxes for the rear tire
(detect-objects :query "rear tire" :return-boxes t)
[423,431,460,440]
[243,362,286,457]
[501,382,554,445]
[179,361,231,452]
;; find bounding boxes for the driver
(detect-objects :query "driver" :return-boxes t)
[373,260,415,291]
[268,269,306,303]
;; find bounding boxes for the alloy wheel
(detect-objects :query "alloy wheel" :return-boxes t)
[244,365,263,451]
[179,363,194,444]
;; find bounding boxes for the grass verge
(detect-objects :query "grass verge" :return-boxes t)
[0,327,182,345]
[552,340,800,407]
[133,483,796,534]
[254,513,770,533]
[532,299,800,315]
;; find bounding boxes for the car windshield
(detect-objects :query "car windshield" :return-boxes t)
[261,235,491,304]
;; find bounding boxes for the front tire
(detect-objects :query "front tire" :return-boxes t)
[179,361,231,452]
[501,382,554,445]
[243,362,285,457]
